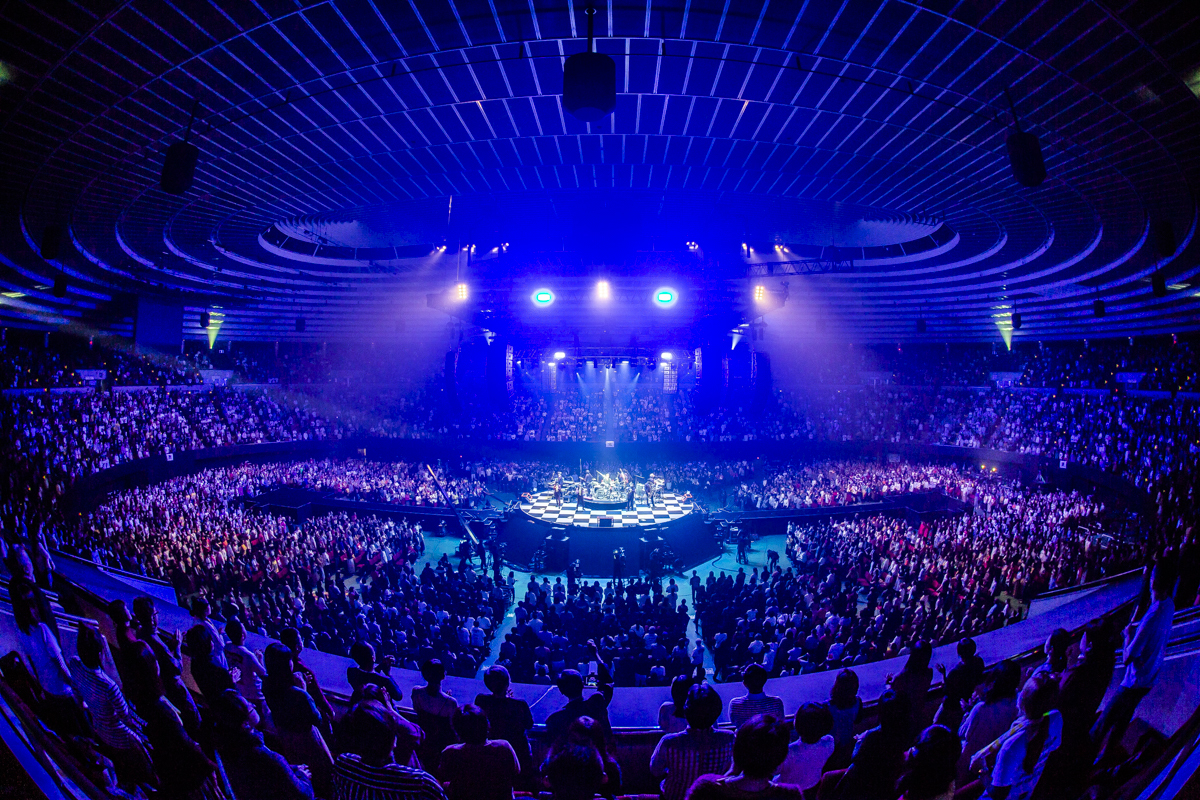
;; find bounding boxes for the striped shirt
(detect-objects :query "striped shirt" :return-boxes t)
[332,754,446,800]
[729,693,785,729]
[650,728,736,800]
[67,658,145,751]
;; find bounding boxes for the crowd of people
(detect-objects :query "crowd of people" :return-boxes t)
[695,480,1143,683]
[545,394,604,442]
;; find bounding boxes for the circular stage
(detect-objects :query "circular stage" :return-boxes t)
[520,489,694,528]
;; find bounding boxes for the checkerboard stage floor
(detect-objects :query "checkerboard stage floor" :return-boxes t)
[520,490,694,528]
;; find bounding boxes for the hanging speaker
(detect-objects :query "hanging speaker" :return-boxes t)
[916,319,927,334]
[295,317,306,332]
[41,225,63,260]
[1011,311,1023,330]
[160,141,199,194]
[563,51,616,121]
[200,311,210,328]
[53,278,67,298]
[1006,130,1046,188]
[1152,272,1167,297]
[1093,299,1105,318]
[1153,220,1175,259]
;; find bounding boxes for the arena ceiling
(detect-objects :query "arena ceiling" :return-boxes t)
[1,0,1199,346]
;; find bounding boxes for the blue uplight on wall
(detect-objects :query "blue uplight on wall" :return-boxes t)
[654,288,677,306]
[532,289,555,306]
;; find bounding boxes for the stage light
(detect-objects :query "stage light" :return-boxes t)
[596,280,610,300]
[1011,311,1023,330]
[654,288,676,306]
[200,311,210,329]
[754,285,766,302]
[532,289,555,305]
[456,282,468,301]
[554,351,566,360]
[661,352,673,361]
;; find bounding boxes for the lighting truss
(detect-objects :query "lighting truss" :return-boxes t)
[744,258,855,277]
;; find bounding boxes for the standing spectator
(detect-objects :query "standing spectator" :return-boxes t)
[650,683,735,800]
[224,620,267,716]
[1036,620,1119,800]
[263,642,334,798]
[659,675,693,733]
[438,704,520,800]
[189,597,228,669]
[334,701,446,800]
[970,674,1062,800]
[777,702,834,794]
[67,624,152,786]
[280,627,335,727]
[934,638,984,731]
[184,625,234,703]
[957,662,1021,785]
[411,659,459,775]
[730,664,785,729]
[474,666,534,779]
[826,669,862,770]
[215,690,314,800]
[132,595,200,735]
[819,690,911,800]
[543,742,607,800]
[895,725,960,800]
[545,646,614,741]
[347,642,403,704]
[1091,560,1175,762]
[889,641,934,721]
[685,714,800,800]
[11,585,80,736]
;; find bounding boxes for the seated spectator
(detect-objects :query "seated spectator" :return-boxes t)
[347,641,402,704]
[214,689,315,800]
[67,624,153,787]
[263,642,334,797]
[335,701,446,800]
[474,665,534,778]
[543,742,607,800]
[659,674,693,733]
[826,669,862,770]
[730,664,785,729]
[895,725,960,800]
[685,713,800,799]
[819,689,912,800]
[560,716,622,798]
[411,659,459,775]
[970,673,1062,800]
[1031,628,1070,680]
[439,704,519,800]
[650,683,735,800]
[957,661,1021,785]
[777,702,834,793]
[224,619,267,715]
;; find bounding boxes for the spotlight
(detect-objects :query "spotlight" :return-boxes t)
[654,288,676,306]
[1011,311,1022,330]
[554,351,566,360]
[200,311,210,328]
[661,351,673,361]
[456,282,468,300]
[596,280,610,300]
[532,289,555,306]
[754,285,766,302]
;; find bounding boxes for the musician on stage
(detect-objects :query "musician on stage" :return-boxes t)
[553,474,563,507]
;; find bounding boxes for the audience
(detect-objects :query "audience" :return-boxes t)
[334,701,445,800]
[777,702,835,794]
[474,665,534,779]
[729,664,785,728]
[685,713,799,799]
[438,704,520,800]
[650,683,736,800]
